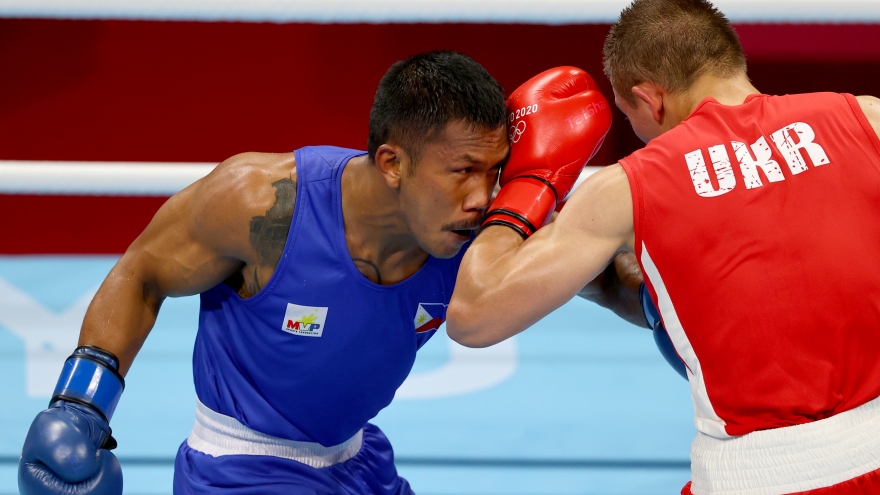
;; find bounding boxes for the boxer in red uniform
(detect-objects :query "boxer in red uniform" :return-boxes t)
[447,1,880,493]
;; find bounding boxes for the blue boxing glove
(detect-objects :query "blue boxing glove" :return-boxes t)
[640,283,687,379]
[19,346,125,495]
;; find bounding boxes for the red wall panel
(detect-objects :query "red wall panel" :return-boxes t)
[0,195,167,253]
[1,20,878,253]
[0,20,619,162]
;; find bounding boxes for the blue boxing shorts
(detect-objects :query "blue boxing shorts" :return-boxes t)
[173,401,413,495]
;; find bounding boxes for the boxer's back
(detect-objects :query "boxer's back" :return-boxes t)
[620,93,880,438]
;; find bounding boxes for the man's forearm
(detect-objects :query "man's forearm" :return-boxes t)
[448,226,528,347]
[78,260,165,377]
[578,251,648,328]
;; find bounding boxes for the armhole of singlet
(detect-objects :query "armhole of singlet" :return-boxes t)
[843,93,880,163]
[618,158,644,259]
[216,150,306,305]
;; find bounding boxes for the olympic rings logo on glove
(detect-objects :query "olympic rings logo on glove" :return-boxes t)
[509,120,527,143]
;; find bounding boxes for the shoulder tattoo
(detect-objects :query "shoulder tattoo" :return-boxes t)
[249,177,296,268]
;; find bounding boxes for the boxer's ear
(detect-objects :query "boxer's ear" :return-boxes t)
[374,143,405,189]
[631,82,665,124]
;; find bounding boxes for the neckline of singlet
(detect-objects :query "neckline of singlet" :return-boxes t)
[691,93,765,117]
[332,152,441,292]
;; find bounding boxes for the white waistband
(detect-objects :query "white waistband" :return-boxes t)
[186,399,363,468]
[691,394,880,495]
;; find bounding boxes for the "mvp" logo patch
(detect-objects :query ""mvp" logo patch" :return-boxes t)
[281,303,329,337]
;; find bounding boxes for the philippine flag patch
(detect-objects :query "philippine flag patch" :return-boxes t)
[281,303,329,337]
[414,303,447,333]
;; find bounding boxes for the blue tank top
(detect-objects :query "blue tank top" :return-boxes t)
[193,146,465,446]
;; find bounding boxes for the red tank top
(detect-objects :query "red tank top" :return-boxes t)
[620,93,880,438]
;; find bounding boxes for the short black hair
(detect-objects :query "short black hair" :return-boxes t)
[368,51,507,162]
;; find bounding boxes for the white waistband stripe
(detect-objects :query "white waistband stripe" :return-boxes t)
[186,399,363,468]
[691,394,880,495]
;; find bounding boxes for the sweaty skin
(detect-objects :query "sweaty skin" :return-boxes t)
[79,121,508,376]
[79,152,299,375]
[446,75,880,348]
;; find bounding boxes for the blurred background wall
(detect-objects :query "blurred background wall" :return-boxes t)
[1,2,878,253]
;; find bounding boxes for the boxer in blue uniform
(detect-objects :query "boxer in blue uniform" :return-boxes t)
[18,51,668,495]
[19,51,509,495]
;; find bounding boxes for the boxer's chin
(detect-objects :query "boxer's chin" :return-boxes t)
[422,230,469,259]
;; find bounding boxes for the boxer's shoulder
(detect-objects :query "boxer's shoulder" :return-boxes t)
[114,152,302,299]
[170,152,301,297]
[854,94,880,107]
[168,152,297,264]
[855,95,880,138]
[190,152,297,226]
[200,152,297,206]
[564,163,631,218]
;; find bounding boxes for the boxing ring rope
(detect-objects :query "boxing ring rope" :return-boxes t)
[0,161,217,196]
[0,161,603,196]
[0,0,877,23]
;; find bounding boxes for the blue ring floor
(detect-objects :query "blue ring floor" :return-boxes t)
[1,256,694,494]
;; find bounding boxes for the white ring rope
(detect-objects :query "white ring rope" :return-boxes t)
[0,161,217,196]
[0,160,602,197]
[0,0,877,23]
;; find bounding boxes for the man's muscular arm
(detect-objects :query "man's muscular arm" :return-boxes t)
[18,153,296,495]
[578,251,648,328]
[78,152,297,376]
[447,165,635,347]
[856,95,880,138]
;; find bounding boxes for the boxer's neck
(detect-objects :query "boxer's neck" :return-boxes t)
[679,72,760,119]
[340,155,428,282]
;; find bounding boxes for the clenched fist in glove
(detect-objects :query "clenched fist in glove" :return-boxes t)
[19,346,124,495]
[483,66,612,238]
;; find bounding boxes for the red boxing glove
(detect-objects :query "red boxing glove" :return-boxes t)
[483,67,612,238]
